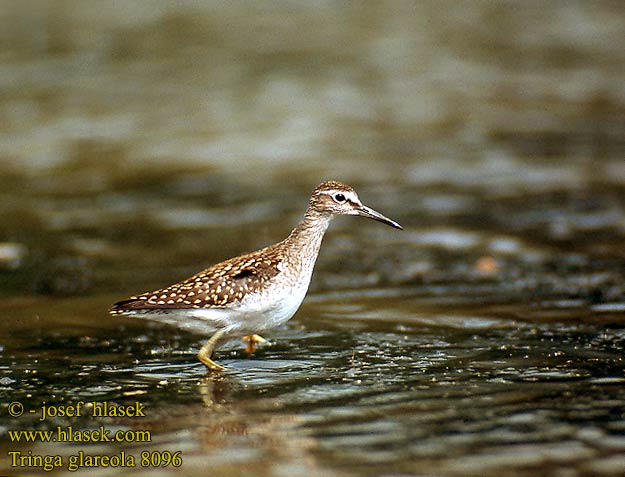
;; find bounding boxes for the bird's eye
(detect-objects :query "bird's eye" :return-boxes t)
[333,193,346,203]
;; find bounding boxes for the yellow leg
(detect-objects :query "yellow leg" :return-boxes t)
[242,334,267,354]
[198,329,227,371]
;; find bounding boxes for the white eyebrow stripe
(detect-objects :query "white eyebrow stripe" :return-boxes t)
[325,190,359,201]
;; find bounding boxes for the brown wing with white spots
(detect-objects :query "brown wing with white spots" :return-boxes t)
[110,245,284,313]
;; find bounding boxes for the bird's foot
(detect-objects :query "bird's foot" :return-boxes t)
[242,334,268,354]
[198,352,225,371]
[198,329,226,371]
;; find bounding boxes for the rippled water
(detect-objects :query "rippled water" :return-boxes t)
[2,291,625,477]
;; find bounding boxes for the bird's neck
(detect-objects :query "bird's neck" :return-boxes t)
[283,209,332,270]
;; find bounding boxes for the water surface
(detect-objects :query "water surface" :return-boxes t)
[2,289,625,476]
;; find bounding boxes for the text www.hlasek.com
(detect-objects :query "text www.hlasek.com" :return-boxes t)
[8,426,151,443]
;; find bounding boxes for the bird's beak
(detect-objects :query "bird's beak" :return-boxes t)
[356,205,403,230]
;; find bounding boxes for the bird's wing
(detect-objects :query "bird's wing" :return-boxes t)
[110,245,284,313]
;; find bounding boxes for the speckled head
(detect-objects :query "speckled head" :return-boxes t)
[309,181,403,229]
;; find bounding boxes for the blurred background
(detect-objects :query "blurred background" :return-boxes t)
[2,3,625,476]
[1,0,625,297]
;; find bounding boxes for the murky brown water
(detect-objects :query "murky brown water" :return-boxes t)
[2,2,625,476]
[2,294,625,476]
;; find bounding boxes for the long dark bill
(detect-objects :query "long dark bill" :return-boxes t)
[357,205,403,230]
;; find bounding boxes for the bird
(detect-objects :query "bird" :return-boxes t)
[110,181,402,370]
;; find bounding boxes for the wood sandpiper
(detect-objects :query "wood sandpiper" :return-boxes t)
[110,181,402,370]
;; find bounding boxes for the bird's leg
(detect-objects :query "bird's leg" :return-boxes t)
[198,328,227,371]
[242,334,267,354]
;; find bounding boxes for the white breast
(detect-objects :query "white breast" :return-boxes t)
[232,272,310,334]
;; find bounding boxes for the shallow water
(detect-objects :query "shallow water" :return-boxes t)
[2,2,625,476]
[2,291,625,476]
